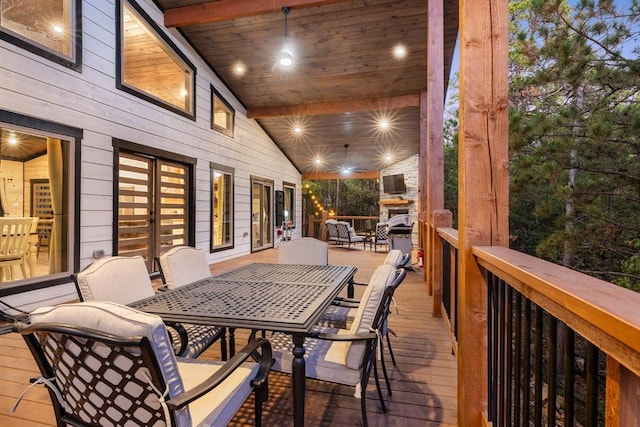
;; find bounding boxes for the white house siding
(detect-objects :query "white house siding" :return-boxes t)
[0,0,301,309]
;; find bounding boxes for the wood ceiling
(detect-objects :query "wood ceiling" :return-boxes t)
[155,0,459,177]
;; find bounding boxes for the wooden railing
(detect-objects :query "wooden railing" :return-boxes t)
[435,231,640,425]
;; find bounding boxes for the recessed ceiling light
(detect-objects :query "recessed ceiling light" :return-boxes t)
[179,88,188,97]
[8,136,18,145]
[52,24,64,33]
[233,62,246,75]
[314,158,322,165]
[385,154,393,162]
[393,44,408,60]
[294,125,302,134]
[379,119,390,129]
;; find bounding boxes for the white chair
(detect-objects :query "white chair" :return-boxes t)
[0,217,36,282]
[74,255,225,359]
[269,264,398,427]
[278,237,329,265]
[157,245,213,290]
[14,301,271,427]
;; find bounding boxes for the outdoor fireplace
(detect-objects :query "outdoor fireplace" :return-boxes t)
[387,207,409,218]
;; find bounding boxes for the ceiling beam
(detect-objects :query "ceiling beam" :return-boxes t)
[302,171,380,180]
[247,94,420,118]
[165,0,349,27]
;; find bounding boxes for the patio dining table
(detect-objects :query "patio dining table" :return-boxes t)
[129,262,357,427]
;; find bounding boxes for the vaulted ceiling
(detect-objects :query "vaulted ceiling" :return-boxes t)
[155,0,459,177]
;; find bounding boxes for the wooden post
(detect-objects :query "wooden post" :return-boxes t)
[606,356,640,426]
[319,211,328,241]
[431,209,452,317]
[424,0,445,292]
[457,0,509,425]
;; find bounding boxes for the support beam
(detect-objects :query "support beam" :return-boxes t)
[457,0,509,425]
[248,95,420,119]
[425,0,445,296]
[165,0,349,27]
[302,171,379,180]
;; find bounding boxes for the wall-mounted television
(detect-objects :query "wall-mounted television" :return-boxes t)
[382,173,406,194]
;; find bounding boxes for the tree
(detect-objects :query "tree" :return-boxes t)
[508,0,640,289]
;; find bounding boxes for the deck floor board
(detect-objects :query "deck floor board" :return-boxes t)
[1,246,457,426]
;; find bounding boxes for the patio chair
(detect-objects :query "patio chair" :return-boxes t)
[335,221,367,249]
[13,301,271,427]
[323,250,409,367]
[278,237,328,265]
[157,245,213,290]
[74,255,226,359]
[325,219,340,244]
[373,222,389,253]
[269,264,397,427]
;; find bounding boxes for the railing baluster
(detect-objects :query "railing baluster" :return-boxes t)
[488,272,496,423]
[547,317,558,426]
[502,284,513,426]
[564,327,575,426]
[514,292,522,426]
[586,343,599,426]
[534,305,543,426]
[523,299,531,426]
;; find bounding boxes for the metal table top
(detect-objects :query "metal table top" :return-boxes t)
[130,263,357,332]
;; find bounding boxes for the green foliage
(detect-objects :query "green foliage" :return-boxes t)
[302,178,379,219]
[508,0,640,288]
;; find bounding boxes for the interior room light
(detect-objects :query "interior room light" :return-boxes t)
[379,119,390,129]
[293,125,302,134]
[314,158,322,165]
[279,7,293,67]
[385,154,393,162]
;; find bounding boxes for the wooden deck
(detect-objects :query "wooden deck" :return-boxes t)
[0,246,457,426]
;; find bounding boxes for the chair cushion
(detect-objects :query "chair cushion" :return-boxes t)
[159,246,211,289]
[177,358,258,426]
[346,264,395,369]
[29,301,189,423]
[384,249,404,268]
[76,256,155,304]
[269,328,361,387]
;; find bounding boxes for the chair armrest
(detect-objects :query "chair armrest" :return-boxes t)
[306,330,377,342]
[331,298,360,307]
[166,338,272,409]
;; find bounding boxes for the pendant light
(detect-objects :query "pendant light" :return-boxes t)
[279,6,293,67]
[341,144,353,175]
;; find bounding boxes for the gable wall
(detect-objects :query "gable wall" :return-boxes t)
[0,0,301,306]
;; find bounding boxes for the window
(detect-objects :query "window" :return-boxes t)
[211,87,235,137]
[0,110,81,295]
[283,182,296,228]
[114,140,195,271]
[210,163,234,252]
[0,0,81,70]
[117,0,195,118]
[251,177,273,252]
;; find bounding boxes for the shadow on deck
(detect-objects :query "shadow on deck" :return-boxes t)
[0,245,457,426]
